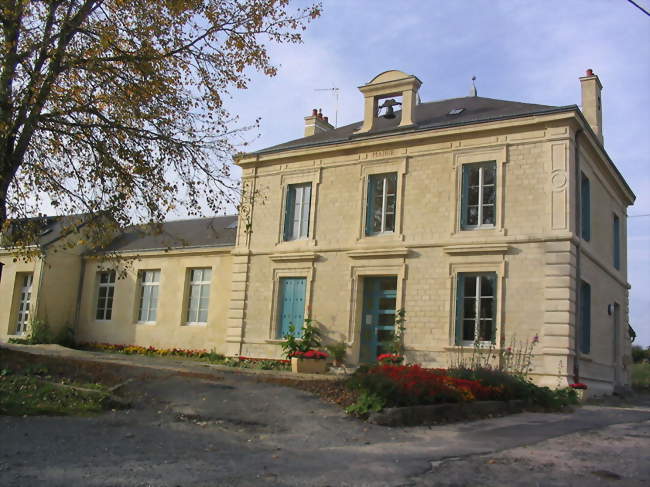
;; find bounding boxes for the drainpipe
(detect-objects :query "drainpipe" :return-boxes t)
[573,129,583,383]
[72,256,87,340]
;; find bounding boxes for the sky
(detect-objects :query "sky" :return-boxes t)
[224,0,650,345]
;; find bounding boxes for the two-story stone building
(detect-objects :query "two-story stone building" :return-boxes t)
[0,69,635,394]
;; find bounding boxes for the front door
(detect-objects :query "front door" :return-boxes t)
[16,274,33,335]
[360,276,397,363]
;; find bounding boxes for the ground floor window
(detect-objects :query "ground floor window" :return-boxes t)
[16,273,33,335]
[96,270,116,320]
[276,277,307,338]
[186,268,211,324]
[455,272,496,345]
[138,270,160,323]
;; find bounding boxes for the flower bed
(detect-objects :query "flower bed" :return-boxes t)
[345,363,578,418]
[79,343,290,371]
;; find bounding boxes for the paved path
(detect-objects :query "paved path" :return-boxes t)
[1,344,649,486]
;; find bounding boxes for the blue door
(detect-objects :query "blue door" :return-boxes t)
[277,277,307,338]
[360,276,397,363]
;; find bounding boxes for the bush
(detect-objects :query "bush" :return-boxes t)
[632,345,650,364]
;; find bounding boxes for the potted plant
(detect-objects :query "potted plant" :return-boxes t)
[570,382,588,402]
[281,319,329,374]
[326,341,347,367]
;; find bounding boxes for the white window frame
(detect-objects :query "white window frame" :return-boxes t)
[457,273,497,346]
[95,270,116,321]
[137,270,160,323]
[16,273,33,335]
[185,268,211,325]
[367,172,397,235]
[285,183,312,241]
[461,162,496,230]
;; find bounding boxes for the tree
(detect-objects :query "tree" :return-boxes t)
[0,0,321,251]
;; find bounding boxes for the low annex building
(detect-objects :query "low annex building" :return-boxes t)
[0,69,635,394]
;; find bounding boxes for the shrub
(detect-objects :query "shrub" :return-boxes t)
[632,345,650,363]
[280,319,322,358]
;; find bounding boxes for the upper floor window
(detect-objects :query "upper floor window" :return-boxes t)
[283,183,312,241]
[186,268,211,324]
[138,270,160,322]
[581,172,591,241]
[96,270,116,321]
[613,213,620,270]
[455,272,496,345]
[366,172,397,235]
[461,162,496,229]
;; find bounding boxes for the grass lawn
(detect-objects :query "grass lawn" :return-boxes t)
[632,362,650,390]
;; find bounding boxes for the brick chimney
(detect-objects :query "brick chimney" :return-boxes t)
[579,69,603,144]
[304,108,334,137]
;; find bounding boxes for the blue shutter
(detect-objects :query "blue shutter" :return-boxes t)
[580,281,591,354]
[365,176,376,235]
[460,165,469,229]
[277,277,306,338]
[613,214,620,270]
[283,186,296,241]
[581,174,591,241]
[454,274,465,345]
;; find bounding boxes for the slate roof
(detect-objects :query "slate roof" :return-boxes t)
[1,213,92,249]
[255,96,576,155]
[104,215,237,252]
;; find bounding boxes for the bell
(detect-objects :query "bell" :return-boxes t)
[383,105,395,119]
[379,98,401,119]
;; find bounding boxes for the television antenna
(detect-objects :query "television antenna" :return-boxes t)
[314,86,340,127]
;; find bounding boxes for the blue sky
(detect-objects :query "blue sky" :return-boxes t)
[226,0,650,345]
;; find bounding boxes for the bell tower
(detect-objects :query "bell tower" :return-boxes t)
[356,70,422,134]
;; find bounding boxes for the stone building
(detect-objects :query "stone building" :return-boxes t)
[0,69,635,394]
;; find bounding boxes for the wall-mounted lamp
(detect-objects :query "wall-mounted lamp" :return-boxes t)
[607,304,614,316]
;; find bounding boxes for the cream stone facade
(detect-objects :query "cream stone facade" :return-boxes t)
[0,70,635,394]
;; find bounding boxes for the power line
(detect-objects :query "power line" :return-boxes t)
[629,213,650,218]
[626,0,650,16]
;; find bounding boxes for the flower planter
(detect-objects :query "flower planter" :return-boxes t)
[291,357,327,374]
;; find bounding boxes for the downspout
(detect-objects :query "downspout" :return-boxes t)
[33,250,47,325]
[573,129,583,383]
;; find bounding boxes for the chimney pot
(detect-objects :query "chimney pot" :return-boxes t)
[586,68,594,76]
[317,108,323,119]
[324,116,328,123]
[312,108,318,116]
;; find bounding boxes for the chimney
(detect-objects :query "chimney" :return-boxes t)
[304,108,334,137]
[579,69,603,144]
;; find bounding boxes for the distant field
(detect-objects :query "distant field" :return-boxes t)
[632,362,650,390]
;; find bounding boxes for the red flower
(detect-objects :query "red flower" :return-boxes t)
[377,354,403,364]
[569,382,587,390]
[291,350,328,359]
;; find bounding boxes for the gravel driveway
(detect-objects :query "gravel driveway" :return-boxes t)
[1,344,649,486]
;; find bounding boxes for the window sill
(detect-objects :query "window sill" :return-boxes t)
[357,232,404,244]
[444,345,501,351]
[135,321,156,326]
[183,322,207,327]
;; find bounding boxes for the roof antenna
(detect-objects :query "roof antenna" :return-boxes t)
[469,76,478,97]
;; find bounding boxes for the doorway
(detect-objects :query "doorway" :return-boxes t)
[360,276,397,363]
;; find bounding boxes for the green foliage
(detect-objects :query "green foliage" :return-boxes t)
[280,319,322,358]
[345,391,385,418]
[632,363,650,390]
[7,320,75,347]
[326,342,347,363]
[386,309,406,356]
[632,345,650,364]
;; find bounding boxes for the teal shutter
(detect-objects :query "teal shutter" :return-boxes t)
[488,273,497,344]
[613,214,620,270]
[580,281,591,354]
[460,165,469,229]
[283,186,296,241]
[277,277,306,338]
[581,174,591,241]
[365,176,376,235]
[454,274,465,345]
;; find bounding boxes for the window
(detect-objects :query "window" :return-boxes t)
[186,268,211,324]
[455,273,496,345]
[581,172,591,241]
[276,277,306,338]
[613,214,620,270]
[16,274,33,335]
[461,162,496,229]
[579,280,591,354]
[96,270,116,321]
[283,183,312,241]
[137,270,160,322]
[366,172,397,235]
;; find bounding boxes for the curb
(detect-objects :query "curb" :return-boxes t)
[368,400,528,426]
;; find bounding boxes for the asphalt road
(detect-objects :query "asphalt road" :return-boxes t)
[1,345,649,486]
